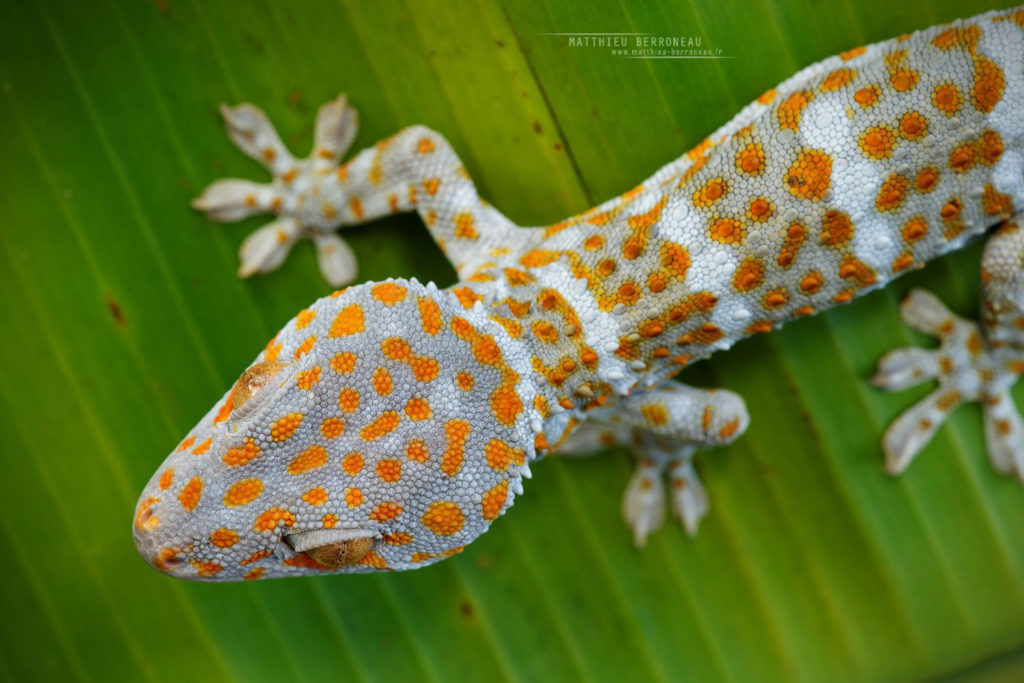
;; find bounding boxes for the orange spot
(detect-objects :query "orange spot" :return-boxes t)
[345,487,365,508]
[360,412,400,442]
[416,136,436,154]
[777,91,812,130]
[854,84,881,108]
[785,148,832,201]
[418,297,443,335]
[295,308,316,329]
[405,397,433,421]
[454,213,479,240]
[482,481,509,521]
[406,439,430,462]
[820,210,854,248]
[423,178,441,195]
[971,56,1005,112]
[899,111,928,140]
[224,478,264,507]
[736,143,765,175]
[583,234,605,250]
[490,384,523,427]
[342,452,364,476]
[294,335,316,360]
[253,507,296,532]
[135,497,160,531]
[381,337,412,360]
[376,459,402,483]
[980,130,1005,165]
[421,501,465,536]
[876,174,909,212]
[329,304,365,337]
[762,288,789,310]
[384,531,413,545]
[902,216,929,243]
[348,197,364,220]
[369,501,402,521]
[693,177,728,207]
[485,439,517,472]
[623,197,667,260]
[223,437,260,467]
[709,218,746,245]
[158,468,174,490]
[456,371,475,391]
[177,436,196,452]
[322,513,339,528]
[733,258,765,292]
[214,392,234,424]
[948,141,975,173]
[210,528,239,548]
[859,126,896,160]
[338,388,360,413]
[915,166,939,193]
[821,67,855,91]
[840,46,866,61]
[800,271,824,294]
[372,367,393,396]
[331,352,357,375]
[892,251,915,272]
[442,420,470,476]
[296,366,321,390]
[932,82,962,115]
[288,445,328,475]
[190,560,223,578]
[303,487,328,506]
[321,417,344,439]
[372,282,408,305]
[747,197,774,222]
[271,413,304,441]
[192,437,212,455]
[778,221,808,268]
[839,255,878,286]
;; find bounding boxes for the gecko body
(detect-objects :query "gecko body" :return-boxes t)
[135,8,1024,580]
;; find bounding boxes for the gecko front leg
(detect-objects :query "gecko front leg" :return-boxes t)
[556,383,750,545]
[873,217,1024,477]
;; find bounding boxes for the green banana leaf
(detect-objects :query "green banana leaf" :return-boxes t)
[1,0,1022,680]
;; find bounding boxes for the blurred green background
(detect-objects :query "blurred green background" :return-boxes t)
[1,0,1023,680]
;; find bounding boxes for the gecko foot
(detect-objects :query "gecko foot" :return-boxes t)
[192,95,360,287]
[557,385,748,546]
[872,288,1024,479]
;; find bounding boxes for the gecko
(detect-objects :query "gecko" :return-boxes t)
[133,8,1024,581]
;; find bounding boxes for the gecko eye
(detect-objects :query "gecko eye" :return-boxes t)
[231,361,290,414]
[305,538,375,567]
[284,529,376,567]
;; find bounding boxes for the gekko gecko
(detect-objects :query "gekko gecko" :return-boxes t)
[134,8,1024,581]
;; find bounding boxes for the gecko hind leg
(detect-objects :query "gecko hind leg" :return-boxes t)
[192,95,361,286]
[872,217,1024,479]
[556,384,750,546]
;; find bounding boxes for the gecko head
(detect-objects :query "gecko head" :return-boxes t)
[133,278,536,581]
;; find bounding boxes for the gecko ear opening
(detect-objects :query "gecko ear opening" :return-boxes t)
[283,529,376,567]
